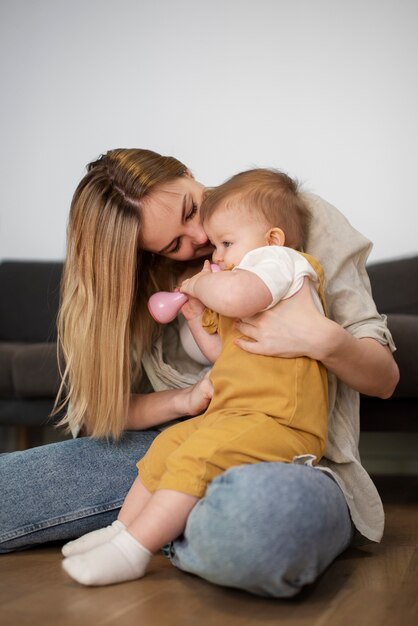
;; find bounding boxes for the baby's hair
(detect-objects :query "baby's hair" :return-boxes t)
[201,169,311,250]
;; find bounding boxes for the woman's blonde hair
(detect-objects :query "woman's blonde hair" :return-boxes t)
[54,149,188,439]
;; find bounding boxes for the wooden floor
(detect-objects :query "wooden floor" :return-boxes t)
[1,476,417,626]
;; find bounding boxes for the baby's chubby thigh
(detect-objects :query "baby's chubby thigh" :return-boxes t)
[161,411,303,496]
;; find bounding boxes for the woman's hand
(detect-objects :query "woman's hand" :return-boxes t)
[235,278,399,398]
[234,278,328,359]
[180,372,214,416]
[126,373,214,430]
[180,294,205,322]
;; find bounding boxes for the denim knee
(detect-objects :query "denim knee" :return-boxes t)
[0,431,159,552]
[171,462,353,598]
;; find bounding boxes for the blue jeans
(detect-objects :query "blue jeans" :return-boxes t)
[0,432,353,597]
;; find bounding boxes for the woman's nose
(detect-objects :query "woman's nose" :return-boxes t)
[189,223,208,245]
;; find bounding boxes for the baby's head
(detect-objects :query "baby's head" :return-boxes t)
[201,169,310,269]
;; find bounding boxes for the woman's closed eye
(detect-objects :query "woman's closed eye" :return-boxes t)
[186,202,198,221]
[167,202,199,254]
[169,238,182,254]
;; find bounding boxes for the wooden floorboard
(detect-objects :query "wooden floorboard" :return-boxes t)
[1,476,417,626]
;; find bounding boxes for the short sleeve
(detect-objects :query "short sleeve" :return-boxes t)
[234,246,319,308]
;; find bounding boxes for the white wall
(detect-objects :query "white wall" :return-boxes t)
[0,0,417,262]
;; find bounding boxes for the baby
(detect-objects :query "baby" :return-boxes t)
[62,168,328,586]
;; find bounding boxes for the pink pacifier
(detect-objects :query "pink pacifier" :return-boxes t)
[148,264,220,324]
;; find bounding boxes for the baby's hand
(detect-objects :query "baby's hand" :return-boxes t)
[184,372,214,416]
[180,260,212,297]
[180,294,205,321]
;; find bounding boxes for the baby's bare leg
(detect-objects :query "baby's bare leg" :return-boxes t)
[128,489,198,553]
[117,475,153,526]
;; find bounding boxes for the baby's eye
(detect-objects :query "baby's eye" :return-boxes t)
[223,241,232,248]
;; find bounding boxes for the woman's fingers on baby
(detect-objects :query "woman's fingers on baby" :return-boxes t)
[234,337,259,353]
[200,376,214,399]
[188,377,214,415]
[234,318,267,352]
[234,319,257,338]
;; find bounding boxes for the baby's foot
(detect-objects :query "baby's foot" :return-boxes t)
[62,530,152,586]
[61,519,125,557]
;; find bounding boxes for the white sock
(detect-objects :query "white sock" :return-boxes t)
[61,519,126,557]
[62,529,152,586]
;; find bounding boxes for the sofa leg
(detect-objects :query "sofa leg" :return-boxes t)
[15,425,30,450]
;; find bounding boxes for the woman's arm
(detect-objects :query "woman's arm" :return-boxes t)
[318,330,398,399]
[235,279,399,398]
[125,378,214,430]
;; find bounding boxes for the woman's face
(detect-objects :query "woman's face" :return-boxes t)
[141,175,214,261]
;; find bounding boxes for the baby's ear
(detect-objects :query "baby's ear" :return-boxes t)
[265,227,285,247]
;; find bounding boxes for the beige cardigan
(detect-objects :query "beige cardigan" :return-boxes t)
[142,193,395,543]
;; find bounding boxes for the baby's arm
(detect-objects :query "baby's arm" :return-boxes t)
[180,294,222,362]
[180,261,272,318]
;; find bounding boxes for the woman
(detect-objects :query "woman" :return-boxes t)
[0,148,399,598]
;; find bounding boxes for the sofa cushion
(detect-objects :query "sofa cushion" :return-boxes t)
[387,314,418,398]
[367,256,418,315]
[0,343,15,396]
[0,343,60,398]
[0,261,62,342]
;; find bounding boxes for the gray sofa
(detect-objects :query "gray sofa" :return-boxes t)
[0,261,63,446]
[360,256,418,431]
[0,256,417,449]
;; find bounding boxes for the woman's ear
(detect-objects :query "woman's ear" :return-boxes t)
[184,169,194,179]
[265,227,285,247]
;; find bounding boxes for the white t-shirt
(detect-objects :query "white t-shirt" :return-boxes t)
[234,245,324,313]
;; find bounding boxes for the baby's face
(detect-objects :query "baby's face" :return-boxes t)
[204,208,269,269]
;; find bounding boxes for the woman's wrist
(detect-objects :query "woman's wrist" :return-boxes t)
[173,386,195,417]
[173,379,213,417]
[126,388,196,430]
[310,316,348,364]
